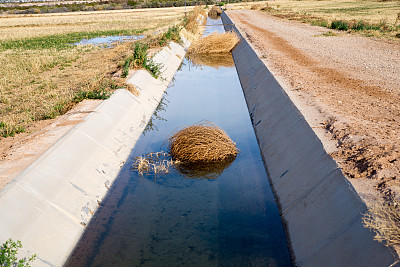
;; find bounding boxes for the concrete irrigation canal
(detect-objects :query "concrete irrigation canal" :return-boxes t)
[0,13,398,267]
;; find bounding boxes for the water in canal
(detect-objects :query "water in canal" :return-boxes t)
[67,18,292,267]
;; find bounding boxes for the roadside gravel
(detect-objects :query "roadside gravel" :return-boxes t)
[227,10,400,205]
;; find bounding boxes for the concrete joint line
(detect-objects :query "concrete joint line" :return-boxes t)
[299,214,370,265]
[280,168,340,216]
[16,182,81,226]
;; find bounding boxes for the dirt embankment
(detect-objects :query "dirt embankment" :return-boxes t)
[227,10,400,205]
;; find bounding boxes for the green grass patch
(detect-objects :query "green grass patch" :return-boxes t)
[158,25,181,46]
[318,30,339,37]
[330,19,349,31]
[0,122,25,138]
[0,239,36,266]
[121,57,131,78]
[0,29,144,51]
[124,41,163,79]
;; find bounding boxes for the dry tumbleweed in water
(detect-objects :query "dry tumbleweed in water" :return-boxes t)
[166,121,239,163]
[187,32,240,55]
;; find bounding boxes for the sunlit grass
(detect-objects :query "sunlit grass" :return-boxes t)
[0,7,189,136]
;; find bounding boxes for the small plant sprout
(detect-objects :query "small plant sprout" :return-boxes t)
[0,239,36,267]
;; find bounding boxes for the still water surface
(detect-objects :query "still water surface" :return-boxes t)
[66,18,292,267]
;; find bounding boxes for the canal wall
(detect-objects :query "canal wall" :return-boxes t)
[221,12,399,267]
[0,40,188,266]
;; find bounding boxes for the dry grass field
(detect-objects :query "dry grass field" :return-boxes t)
[0,7,192,137]
[231,0,400,38]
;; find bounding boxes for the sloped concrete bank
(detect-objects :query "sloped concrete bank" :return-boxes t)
[222,12,399,267]
[0,40,188,266]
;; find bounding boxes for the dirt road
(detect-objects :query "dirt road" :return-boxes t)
[227,10,400,205]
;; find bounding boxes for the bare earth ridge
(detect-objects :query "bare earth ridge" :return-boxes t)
[227,10,400,206]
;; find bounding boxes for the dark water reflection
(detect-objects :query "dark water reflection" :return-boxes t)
[66,18,292,267]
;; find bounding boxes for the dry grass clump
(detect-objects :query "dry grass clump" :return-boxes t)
[187,31,240,54]
[167,121,239,163]
[362,204,400,246]
[208,6,222,19]
[189,52,234,69]
[132,152,175,176]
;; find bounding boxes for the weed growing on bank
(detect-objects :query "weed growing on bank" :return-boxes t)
[121,42,162,79]
[0,122,25,138]
[0,239,36,267]
[121,25,183,79]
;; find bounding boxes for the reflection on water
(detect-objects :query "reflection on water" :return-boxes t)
[66,17,292,267]
[143,94,169,135]
[188,52,234,69]
[132,151,237,181]
[175,157,237,180]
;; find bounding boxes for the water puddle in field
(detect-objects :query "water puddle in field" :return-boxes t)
[66,17,292,267]
[74,35,145,47]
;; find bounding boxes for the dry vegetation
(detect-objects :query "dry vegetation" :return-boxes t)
[230,0,400,38]
[0,7,189,138]
[208,6,222,19]
[188,31,240,54]
[363,204,400,246]
[0,8,193,40]
[180,5,207,41]
[166,121,239,163]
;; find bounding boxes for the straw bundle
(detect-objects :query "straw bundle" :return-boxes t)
[167,121,239,163]
[208,6,222,19]
[188,32,240,54]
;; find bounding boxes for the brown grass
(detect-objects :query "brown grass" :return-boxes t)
[188,31,240,54]
[0,7,186,138]
[188,52,234,69]
[363,204,400,246]
[185,6,207,33]
[166,121,239,163]
[0,7,191,41]
[208,6,222,19]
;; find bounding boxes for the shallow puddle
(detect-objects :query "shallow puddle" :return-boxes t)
[74,35,145,47]
[66,18,292,267]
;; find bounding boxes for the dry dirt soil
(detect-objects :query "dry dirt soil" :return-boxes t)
[227,10,400,206]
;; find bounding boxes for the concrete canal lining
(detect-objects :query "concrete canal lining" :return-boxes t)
[0,40,188,266]
[221,12,399,267]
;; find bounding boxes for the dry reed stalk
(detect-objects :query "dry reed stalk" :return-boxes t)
[187,31,240,55]
[132,152,175,176]
[362,204,400,246]
[189,52,234,69]
[166,121,239,163]
[208,6,222,19]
